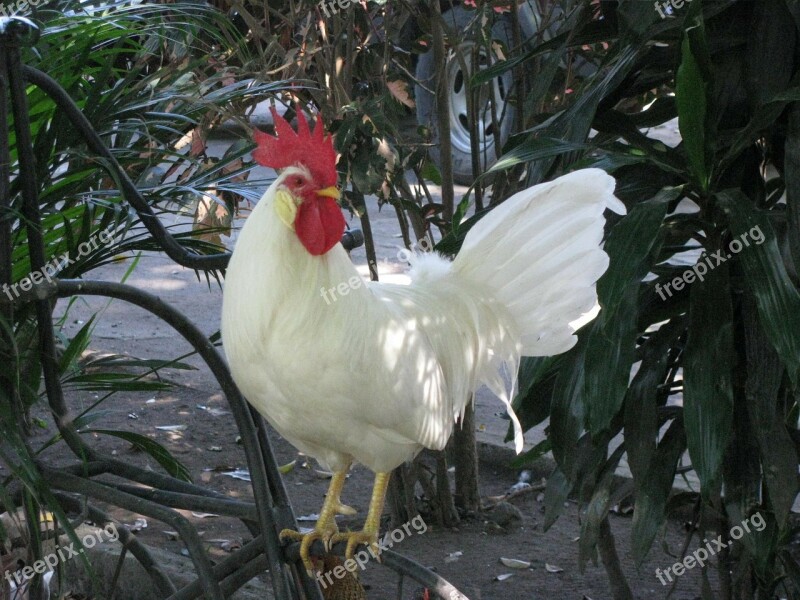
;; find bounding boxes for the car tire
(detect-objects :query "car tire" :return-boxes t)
[415,6,516,185]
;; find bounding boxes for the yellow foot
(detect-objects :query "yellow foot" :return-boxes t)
[281,469,355,574]
[329,472,391,563]
[280,526,338,574]
[330,528,382,563]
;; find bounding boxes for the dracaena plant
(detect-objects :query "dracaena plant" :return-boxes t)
[456,0,800,597]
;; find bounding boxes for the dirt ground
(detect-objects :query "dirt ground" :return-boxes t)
[28,131,723,599]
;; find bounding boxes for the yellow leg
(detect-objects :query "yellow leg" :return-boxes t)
[280,470,355,574]
[331,472,390,561]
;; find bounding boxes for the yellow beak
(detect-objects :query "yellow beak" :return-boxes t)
[317,186,341,200]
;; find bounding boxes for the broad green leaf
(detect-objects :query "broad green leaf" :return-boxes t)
[585,191,671,434]
[631,418,686,562]
[85,429,192,482]
[676,7,712,191]
[719,189,800,385]
[524,44,643,185]
[683,259,734,493]
[578,444,625,570]
[549,338,588,475]
[624,317,686,488]
[741,296,799,526]
[481,138,588,178]
[592,110,684,174]
[744,0,796,107]
[585,287,639,436]
[572,150,649,174]
[508,355,562,439]
[722,390,763,554]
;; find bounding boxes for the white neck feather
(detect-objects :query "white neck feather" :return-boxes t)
[223,170,365,337]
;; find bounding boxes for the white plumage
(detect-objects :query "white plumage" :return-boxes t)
[221,167,625,475]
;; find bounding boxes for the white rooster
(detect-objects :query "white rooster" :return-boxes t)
[221,108,625,572]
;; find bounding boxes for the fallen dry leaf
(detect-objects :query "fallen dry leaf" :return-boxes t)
[279,460,297,474]
[222,469,251,481]
[221,539,242,552]
[130,518,148,532]
[297,513,320,522]
[155,425,186,432]
[500,557,531,569]
[196,404,230,417]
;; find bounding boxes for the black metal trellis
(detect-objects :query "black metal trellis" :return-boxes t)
[0,15,469,600]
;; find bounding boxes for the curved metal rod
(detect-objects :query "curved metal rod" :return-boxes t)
[53,278,321,600]
[54,492,177,598]
[167,536,268,600]
[108,483,259,522]
[59,457,264,544]
[45,469,224,600]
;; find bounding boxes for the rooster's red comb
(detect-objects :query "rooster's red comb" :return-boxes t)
[253,107,338,189]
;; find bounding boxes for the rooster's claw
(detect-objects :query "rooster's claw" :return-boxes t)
[280,527,337,575]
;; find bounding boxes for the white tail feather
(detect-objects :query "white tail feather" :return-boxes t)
[403,169,623,454]
[453,168,625,357]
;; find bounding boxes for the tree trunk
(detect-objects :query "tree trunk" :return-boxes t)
[429,0,481,516]
[451,405,480,514]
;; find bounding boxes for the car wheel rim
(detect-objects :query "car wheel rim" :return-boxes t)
[446,42,511,157]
